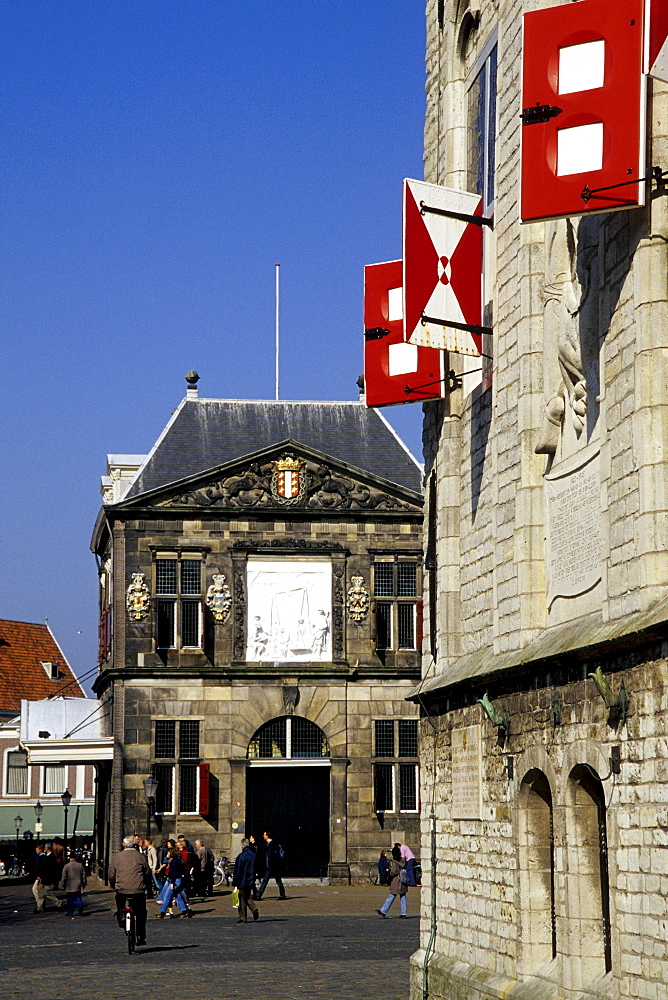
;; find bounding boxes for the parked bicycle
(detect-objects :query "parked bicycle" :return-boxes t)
[6,856,27,878]
[368,859,422,886]
[212,855,234,888]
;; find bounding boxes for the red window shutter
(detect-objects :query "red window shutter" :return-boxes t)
[364,260,445,407]
[199,762,210,817]
[521,0,647,222]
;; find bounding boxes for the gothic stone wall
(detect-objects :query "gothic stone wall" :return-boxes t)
[411,646,668,1000]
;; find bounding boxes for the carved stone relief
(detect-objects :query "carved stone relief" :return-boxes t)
[168,455,415,512]
[536,217,600,461]
[332,562,345,660]
[205,572,232,623]
[126,572,151,621]
[347,575,370,623]
[232,563,246,660]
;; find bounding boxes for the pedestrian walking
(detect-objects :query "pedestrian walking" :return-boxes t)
[376,847,409,918]
[108,834,151,945]
[144,837,159,895]
[395,841,417,886]
[249,834,261,898]
[232,838,260,923]
[156,847,192,919]
[60,853,87,917]
[31,844,64,912]
[255,830,286,900]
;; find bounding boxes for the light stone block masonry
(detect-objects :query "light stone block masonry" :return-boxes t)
[411,2,668,999]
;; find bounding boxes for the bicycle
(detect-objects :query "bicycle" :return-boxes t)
[123,902,137,955]
[6,856,26,877]
[212,855,234,888]
[368,860,422,886]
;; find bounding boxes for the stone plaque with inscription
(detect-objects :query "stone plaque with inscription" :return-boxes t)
[545,447,601,604]
[451,725,482,820]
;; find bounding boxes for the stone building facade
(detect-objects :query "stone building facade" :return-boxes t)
[92,384,423,880]
[411,2,668,999]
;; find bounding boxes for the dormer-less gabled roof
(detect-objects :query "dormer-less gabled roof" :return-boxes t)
[122,398,423,501]
[0,619,84,714]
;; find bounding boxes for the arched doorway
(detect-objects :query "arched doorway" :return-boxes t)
[246,716,330,876]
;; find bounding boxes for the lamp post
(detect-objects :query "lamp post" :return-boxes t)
[143,775,159,840]
[61,788,72,855]
[14,814,23,851]
[34,799,43,835]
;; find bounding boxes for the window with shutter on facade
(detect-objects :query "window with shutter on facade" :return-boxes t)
[372,719,419,814]
[152,719,202,815]
[154,553,203,650]
[373,559,419,651]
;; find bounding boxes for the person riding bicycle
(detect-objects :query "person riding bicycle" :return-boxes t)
[108,834,151,946]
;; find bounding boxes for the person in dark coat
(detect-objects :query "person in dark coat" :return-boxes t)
[60,853,87,917]
[31,844,64,912]
[249,834,261,898]
[375,846,409,918]
[256,830,286,901]
[377,850,391,886]
[232,838,259,923]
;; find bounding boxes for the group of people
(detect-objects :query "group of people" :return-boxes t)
[31,841,88,918]
[232,830,286,923]
[376,842,417,919]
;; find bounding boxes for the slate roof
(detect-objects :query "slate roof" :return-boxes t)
[0,620,84,714]
[124,398,423,500]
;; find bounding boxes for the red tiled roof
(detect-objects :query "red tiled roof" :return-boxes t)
[0,619,84,713]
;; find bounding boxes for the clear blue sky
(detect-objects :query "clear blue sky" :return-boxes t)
[1,0,426,692]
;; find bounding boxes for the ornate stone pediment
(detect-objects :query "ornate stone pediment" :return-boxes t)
[144,444,422,514]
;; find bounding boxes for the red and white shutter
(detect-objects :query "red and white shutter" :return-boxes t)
[199,762,210,817]
[363,259,445,407]
[521,0,647,222]
[403,179,485,357]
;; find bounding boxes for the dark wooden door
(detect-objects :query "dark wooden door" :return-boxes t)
[246,766,330,877]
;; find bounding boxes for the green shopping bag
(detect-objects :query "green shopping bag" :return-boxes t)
[231,888,239,909]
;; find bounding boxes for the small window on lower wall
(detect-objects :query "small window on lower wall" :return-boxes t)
[372,718,419,814]
[152,718,202,816]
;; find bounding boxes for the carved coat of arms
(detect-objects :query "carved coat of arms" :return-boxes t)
[126,572,150,621]
[347,575,370,623]
[271,455,307,504]
[206,573,232,623]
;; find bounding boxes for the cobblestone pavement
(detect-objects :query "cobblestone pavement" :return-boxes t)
[0,878,419,1000]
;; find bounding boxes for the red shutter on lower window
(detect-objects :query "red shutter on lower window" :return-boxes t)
[199,762,210,817]
[521,0,647,222]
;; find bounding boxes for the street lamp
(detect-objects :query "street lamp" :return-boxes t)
[143,775,159,839]
[34,799,43,835]
[61,788,72,854]
[14,814,23,851]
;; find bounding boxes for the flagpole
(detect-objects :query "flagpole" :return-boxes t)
[275,263,280,401]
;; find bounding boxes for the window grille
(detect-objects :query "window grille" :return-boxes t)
[181,600,201,646]
[397,603,416,649]
[374,562,394,597]
[179,720,200,759]
[375,720,395,758]
[43,764,66,795]
[154,764,173,814]
[155,720,176,758]
[399,763,418,811]
[376,603,392,650]
[397,562,417,597]
[374,763,394,812]
[156,600,176,649]
[398,719,418,758]
[247,717,329,759]
[156,559,178,594]
[7,750,28,795]
[181,560,201,595]
[179,764,198,813]
[291,716,329,758]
